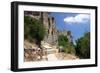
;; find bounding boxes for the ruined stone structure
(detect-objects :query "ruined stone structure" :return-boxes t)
[42,12,58,45]
[58,30,73,43]
[24,11,42,20]
[24,11,58,45]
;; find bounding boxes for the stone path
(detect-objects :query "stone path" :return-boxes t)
[47,54,58,61]
[47,53,79,61]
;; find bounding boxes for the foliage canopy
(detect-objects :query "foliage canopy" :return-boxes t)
[75,32,90,59]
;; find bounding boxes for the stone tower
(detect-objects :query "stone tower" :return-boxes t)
[42,12,58,45]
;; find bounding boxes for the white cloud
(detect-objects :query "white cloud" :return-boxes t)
[64,14,90,23]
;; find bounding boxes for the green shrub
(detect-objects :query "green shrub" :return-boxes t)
[24,16,46,44]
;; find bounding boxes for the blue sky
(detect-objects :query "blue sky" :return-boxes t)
[49,12,90,44]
